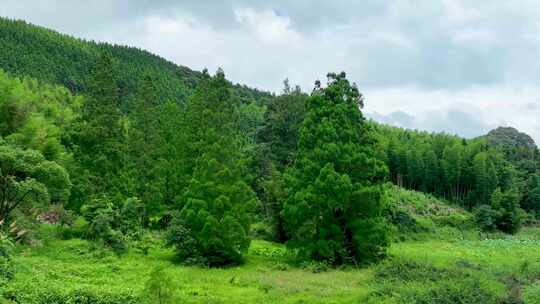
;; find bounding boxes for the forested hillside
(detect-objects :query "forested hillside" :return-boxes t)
[1,18,540,304]
[0,18,273,107]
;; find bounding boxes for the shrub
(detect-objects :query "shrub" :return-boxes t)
[374,258,457,283]
[134,233,154,256]
[474,205,501,232]
[491,188,522,234]
[120,197,144,233]
[164,215,204,265]
[81,197,127,254]
[58,216,88,239]
[249,222,274,241]
[7,288,138,304]
[368,258,502,304]
[142,267,175,304]
[0,232,14,282]
[412,278,499,304]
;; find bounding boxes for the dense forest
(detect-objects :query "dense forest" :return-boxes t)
[1,17,540,303]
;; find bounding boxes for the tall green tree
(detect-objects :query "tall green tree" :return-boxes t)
[127,73,164,223]
[167,69,256,266]
[523,174,540,214]
[256,80,307,241]
[258,79,306,171]
[282,72,389,265]
[75,53,124,201]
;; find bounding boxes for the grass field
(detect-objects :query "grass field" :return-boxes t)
[2,187,539,303]
[2,226,540,303]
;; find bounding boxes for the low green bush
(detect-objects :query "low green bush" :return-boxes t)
[58,216,88,240]
[3,288,138,304]
[0,233,14,283]
[367,258,502,304]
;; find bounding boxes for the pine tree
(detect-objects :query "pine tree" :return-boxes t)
[282,72,389,265]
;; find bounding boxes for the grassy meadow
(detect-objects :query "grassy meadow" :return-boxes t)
[3,187,540,303]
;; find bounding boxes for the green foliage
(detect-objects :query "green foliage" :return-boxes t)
[490,188,522,234]
[0,231,14,282]
[74,53,124,199]
[126,74,165,223]
[58,216,88,240]
[169,70,256,266]
[375,123,520,213]
[133,233,155,256]
[142,267,174,304]
[283,72,389,265]
[384,184,476,241]
[6,289,138,304]
[120,197,144,234]
[474,205,501,232]
[367,258,502,303]
[81,197,126,254]
[522,174,540,215]
[259,166,288,242]
[257,79,306,171]
[0,18,273,107]
[0,145,70,222]
[165,215,202,265]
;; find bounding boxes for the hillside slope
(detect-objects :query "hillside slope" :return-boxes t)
[0,18,273,106]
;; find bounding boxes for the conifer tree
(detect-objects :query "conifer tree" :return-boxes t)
[128,73,164,223]
[76,53,124,199]
[167,69,256,266]
[282,72,389,265]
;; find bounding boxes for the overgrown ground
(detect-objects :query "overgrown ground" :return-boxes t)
[2,187,540,303]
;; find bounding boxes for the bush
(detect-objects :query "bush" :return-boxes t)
[368,258,502,303]
[142,267,175,304]
[374,258,457,283]
[134,233,155,256]
[250,222,274,241]
[412,278,500,304]
[5,288,138,304]
[0,232,14,283]
[120,197,144,233]
[164,216,204,265]
[81,197,127,254]
[351,217,391,264]
[474,205,501,232]
[58,216,88,239]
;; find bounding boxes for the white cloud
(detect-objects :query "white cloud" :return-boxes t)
[364,85,540,143]
[451,28,499,46]
[234,8,301,44]
[442,0,482,25]
[3,0,540,142]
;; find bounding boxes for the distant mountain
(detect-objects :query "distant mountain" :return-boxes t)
[483,126,538,174]
[485,127,537,150]
[0,18,272,106]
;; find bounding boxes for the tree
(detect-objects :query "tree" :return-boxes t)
[127,73,164,224]
[258,79,306,171]
[0,145,70,222]
[468,152,498,209]
[75,53,124,199]
[442,143,463,201]
[168,70,256,266]
[522,174,540,214]
[490,187,522,234]
[282,72,389,265]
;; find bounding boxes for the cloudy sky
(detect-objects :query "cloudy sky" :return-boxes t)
[2,0,540,143]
